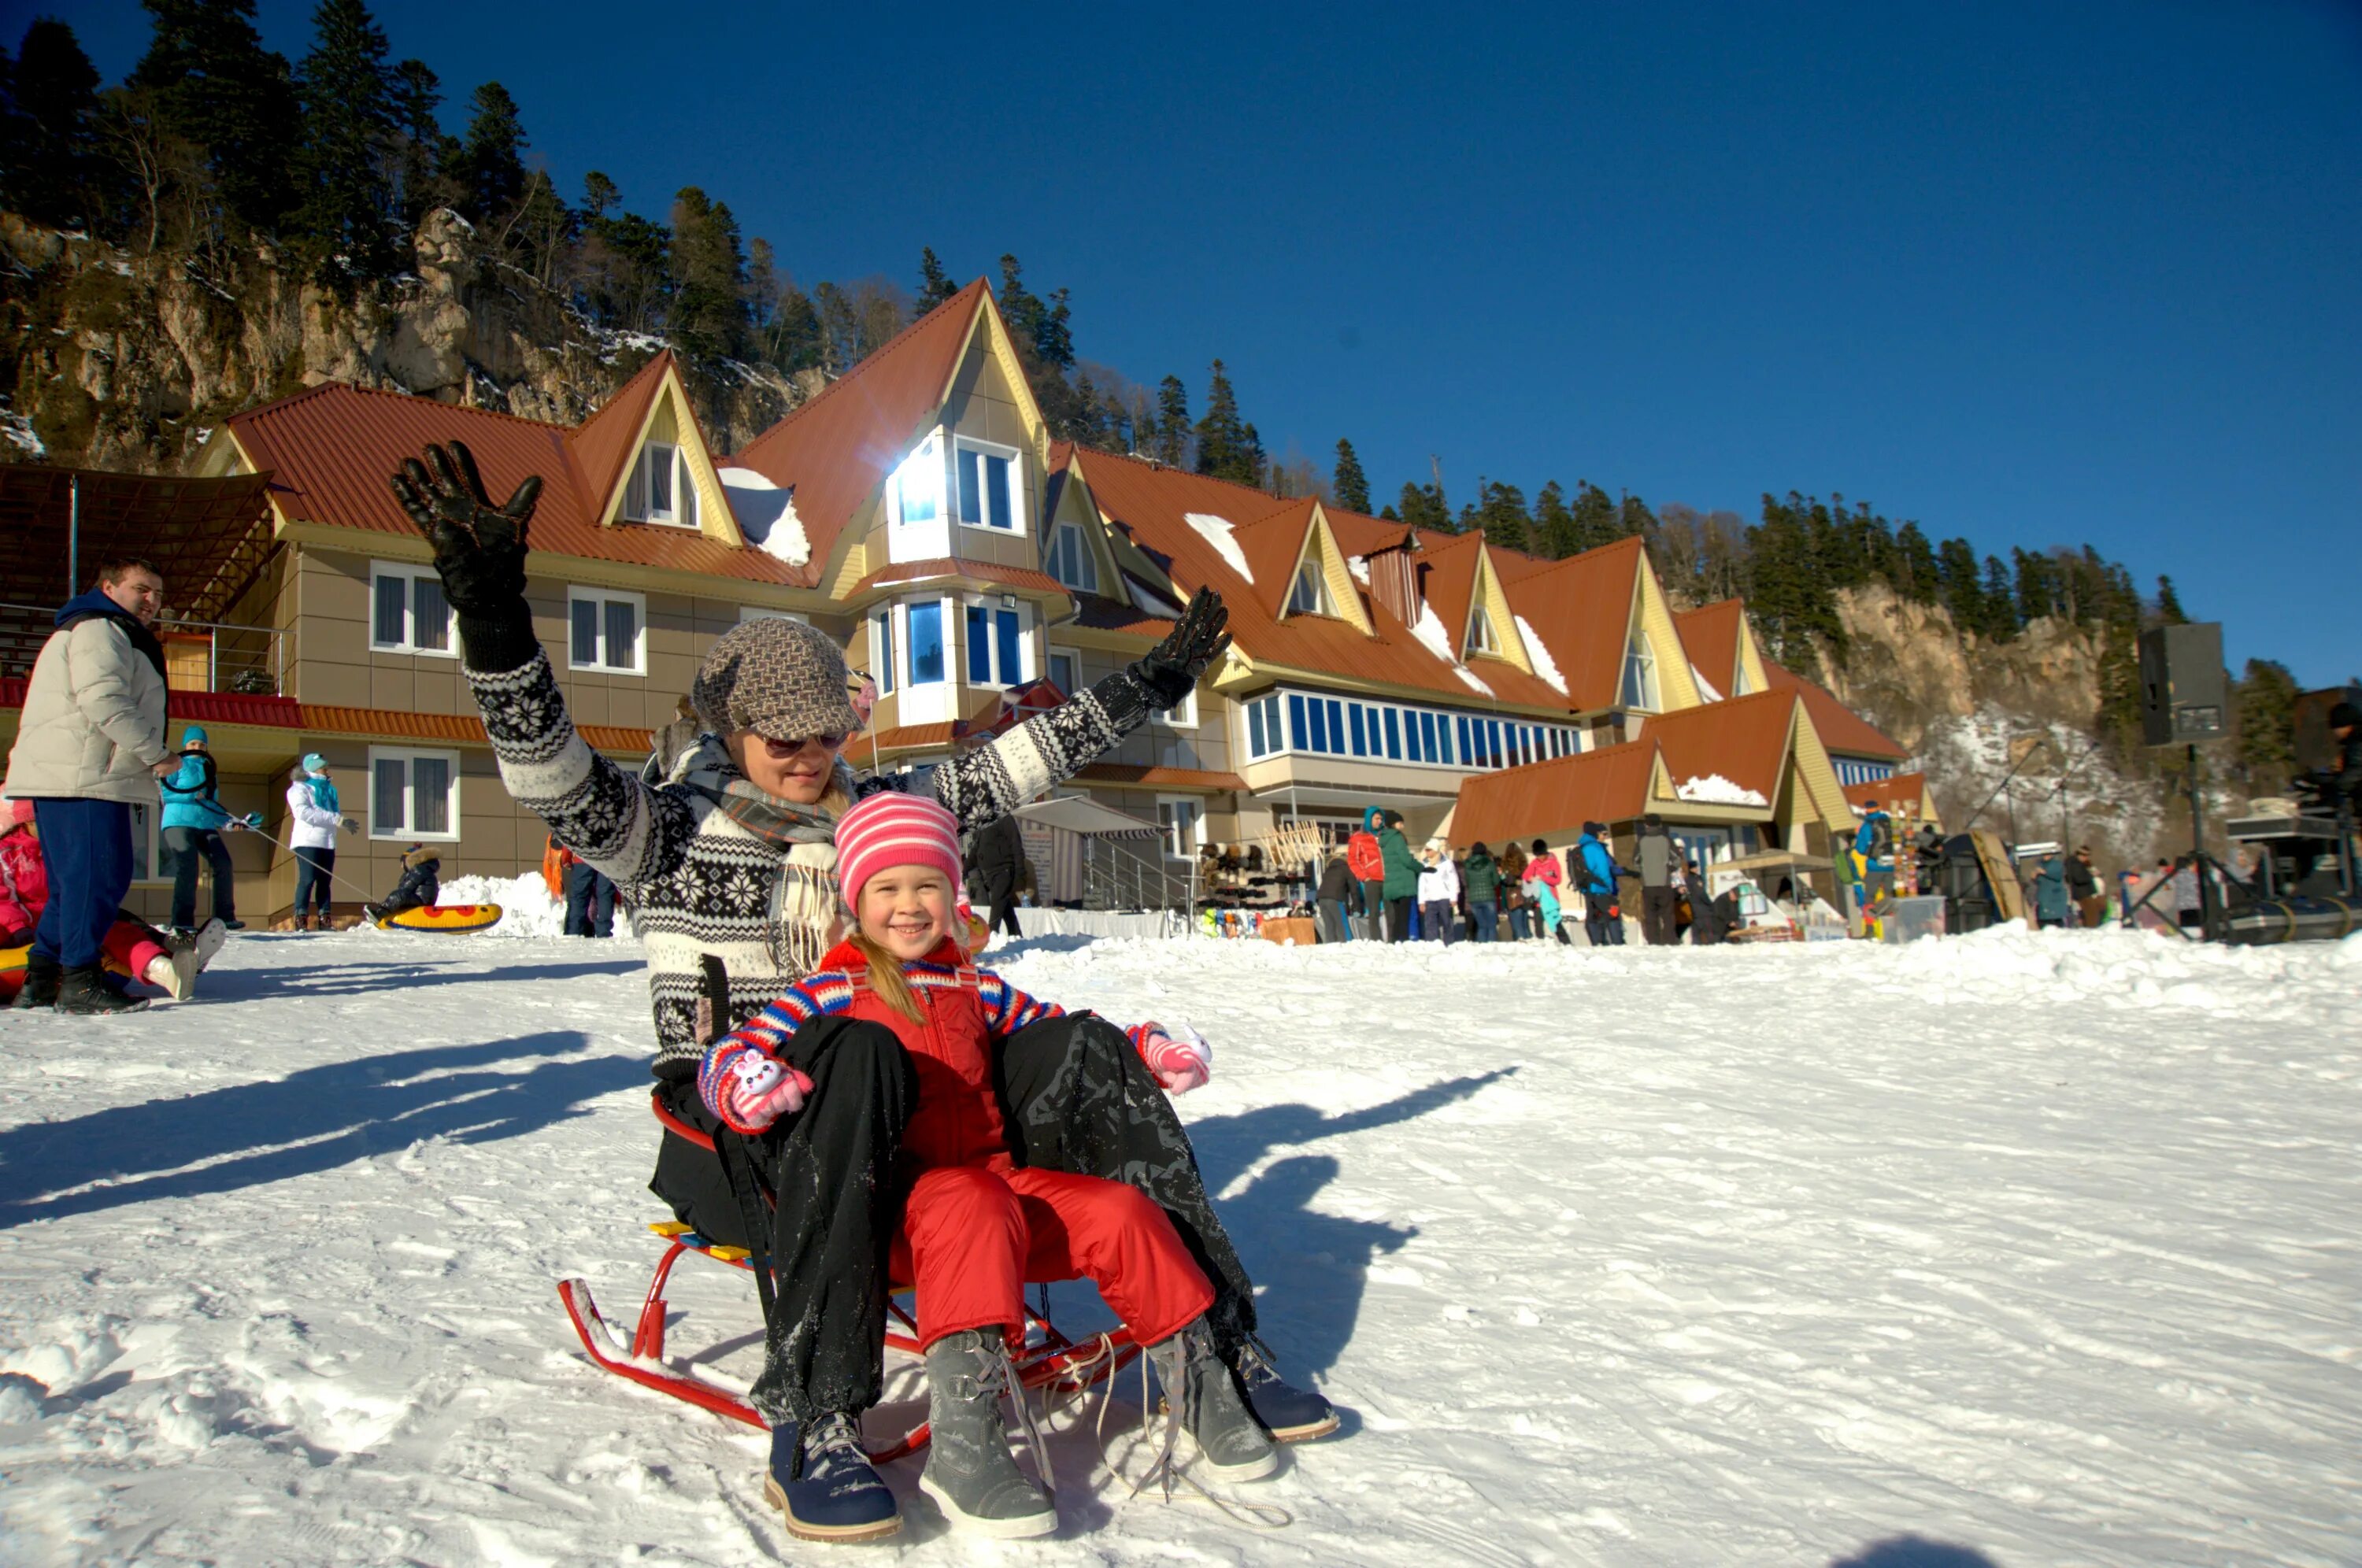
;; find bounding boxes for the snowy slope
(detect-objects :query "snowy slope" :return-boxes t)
[3,927,2360,1566]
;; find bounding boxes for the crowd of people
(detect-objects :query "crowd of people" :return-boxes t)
[1309,808,1734,946]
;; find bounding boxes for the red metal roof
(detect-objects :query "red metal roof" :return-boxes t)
[1760,659,1908,760]
[1494,537,1648,712]
[729,280,992,584]
[850,557,1070,601]
[227,356,805,587]
[1070,451,1570,714]
[1446,743,1660,848]
[1636,689,1798,804]
[1673,600,1746,697]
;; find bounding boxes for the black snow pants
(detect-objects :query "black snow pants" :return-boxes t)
[648,1010,1256,1426]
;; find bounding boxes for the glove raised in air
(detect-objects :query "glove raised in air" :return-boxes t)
[1127,588,1231,709]
[388,441,541,619]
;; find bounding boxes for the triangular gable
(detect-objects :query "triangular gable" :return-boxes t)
[1463,542,1532,675]
[1673,599,1744,701]
[1042,446,1127,601]
[1734,613,1769,697]
[944,287,1051,466]
[1782,695,1865,832]
[1300,504,1373,635]
[1627,553,1703,712]
[576,353,742,546]
[731,279,992,586]
[1495,536,1647,712]
[1231,498,1321,619]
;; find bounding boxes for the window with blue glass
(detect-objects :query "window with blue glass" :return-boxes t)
[1325,700,1345,755]
[1249,702,1266,757]
[1349,705,1368,756]
[1288,694,1308,750]
[1383,708,1401,760]
[1307,698,1327,753]
[908,601,945,684]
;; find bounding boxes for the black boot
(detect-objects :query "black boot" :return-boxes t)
[56,963,150,1014]
[11,950,60,1009]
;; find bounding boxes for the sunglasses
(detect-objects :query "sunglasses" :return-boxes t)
[757,733,848,756]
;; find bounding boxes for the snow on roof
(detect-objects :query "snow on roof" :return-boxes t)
[1407,600,1455,663]
[717,466,810,568]
[1675,773,1770,807]
[1690,663,1724,704]
[1453,664,1495,696]
[1347,555,1371,584]
[1184,512,1253,582]
[1516,614,1567,695]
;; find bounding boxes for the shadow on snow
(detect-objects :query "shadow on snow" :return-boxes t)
[192,956,644,1002]
[0,1031,642,1226]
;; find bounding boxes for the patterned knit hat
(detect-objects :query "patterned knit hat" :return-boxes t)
[692,617,867,743]
[834,792,963,908]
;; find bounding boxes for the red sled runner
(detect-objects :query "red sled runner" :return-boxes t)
[557,1091,1143,1463]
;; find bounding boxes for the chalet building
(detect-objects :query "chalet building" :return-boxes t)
[0,277,1910,922]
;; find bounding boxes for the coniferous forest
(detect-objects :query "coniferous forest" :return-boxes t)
[0,3,2319,782]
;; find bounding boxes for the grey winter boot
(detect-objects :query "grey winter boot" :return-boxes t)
[918,1329,1056,1538]
[1146,1316,1278,1482]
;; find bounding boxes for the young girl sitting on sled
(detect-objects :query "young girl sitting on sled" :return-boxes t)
[698,792,1275,1538]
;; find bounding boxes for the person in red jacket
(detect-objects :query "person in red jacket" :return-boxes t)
[702,793,1275,1538]
[1346,806,1386,938]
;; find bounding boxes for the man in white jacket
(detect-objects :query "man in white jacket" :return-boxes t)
[1,558,176,1012]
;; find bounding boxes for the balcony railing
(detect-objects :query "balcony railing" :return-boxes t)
[0,602,291,697]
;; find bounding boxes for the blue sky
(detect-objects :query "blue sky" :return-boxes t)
[44,0,2362,684]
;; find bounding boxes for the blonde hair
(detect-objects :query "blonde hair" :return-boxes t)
[846,930,927,1025]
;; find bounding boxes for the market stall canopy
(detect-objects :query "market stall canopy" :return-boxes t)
[1011,795,1164,839]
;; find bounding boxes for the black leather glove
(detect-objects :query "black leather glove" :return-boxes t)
[390,442,542,670]
[1127,587,1230,708]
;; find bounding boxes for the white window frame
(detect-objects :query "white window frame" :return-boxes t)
[624,441,700,530]
[902,596,950,688]
[953,436,1027,535]
[1047,520,1098,592]
[1152,686,1198,729]
[367,745,463,842]
[568,586,647,675]
[1046,643,1082,697]
[889,435,944,529]
[960,594,1032,690]
[1157,794,1204,860]
[1622,633,1660,712]
[368,560,456,658]
[1467,606,1500,658]
[1287,560,1333,617]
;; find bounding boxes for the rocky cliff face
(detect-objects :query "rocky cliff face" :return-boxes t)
[1801,583,2193,867]
[0,210,813,475]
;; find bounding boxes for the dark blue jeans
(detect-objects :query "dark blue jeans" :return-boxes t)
[293,846,335,919]
[165,827,236,928]
[1468,899,1498,941]
[31,798,135,967]
[565,860,616,937]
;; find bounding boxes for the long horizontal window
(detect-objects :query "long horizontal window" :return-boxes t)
[1238,686,1577,771]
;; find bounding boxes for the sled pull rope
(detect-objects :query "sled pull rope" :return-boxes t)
[1123,1342,1290,1531]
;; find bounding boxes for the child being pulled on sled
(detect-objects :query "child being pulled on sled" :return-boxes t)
[698,792,1274,1538]
[0,797,224,1008]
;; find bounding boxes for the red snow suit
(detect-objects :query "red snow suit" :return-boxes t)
[712,937,1212,1352]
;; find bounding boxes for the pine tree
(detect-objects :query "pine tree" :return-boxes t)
[1894,522,1938,602]
[1331,438,1371,512]
[449,80,524,224]
[1193,361,1265,486]
[1935,538,1983,632]
[668,187,748,361]
[1033,287,1075,370]
[996,253,1046,346]
[2,18,104,228]
[915,246,958,313]
[1397,480,1450,531]
[1980,555,2018,641]
[289,0,397,286]
[2012,546,2057,624]
[2234,658,2298,791]
[1475,479,1531,554]
[1617,491,1657,545]
[2156,575,2187,624]
[580,170,617,222]
[129,0,299,233]
[1534,480,1576,558]
[387,59,454,227]
[1568,481,1620,553]
[1150,376,1189,466]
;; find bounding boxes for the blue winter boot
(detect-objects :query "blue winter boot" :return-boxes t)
[1230,1337,1338,1442]
[762,1412,900,1543]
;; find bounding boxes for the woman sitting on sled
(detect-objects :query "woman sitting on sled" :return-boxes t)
[391,441,1332,1544]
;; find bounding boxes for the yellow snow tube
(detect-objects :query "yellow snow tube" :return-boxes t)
[376,904,504,934]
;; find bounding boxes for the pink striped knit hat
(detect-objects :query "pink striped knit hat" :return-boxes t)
[834,792,963,907]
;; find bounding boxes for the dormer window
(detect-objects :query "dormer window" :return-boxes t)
[1048,520,1098,592]
[891,438,942,527]
[1621,631,1660,711]
[624,442,698,529]
[1288,560,1332,617]
[1468,608,1500,658]
[955,438,1024,533]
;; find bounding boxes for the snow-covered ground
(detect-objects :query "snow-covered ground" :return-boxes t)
[3,926,2359,1566]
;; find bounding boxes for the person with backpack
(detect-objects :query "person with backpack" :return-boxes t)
[1634,814,1679,945]
[1854,800,1896,906]
[1496,841,1529,939]
[1575,823,1633,946]
[1346,808,1386,938]
[1461,841,1502,941]
[159,725,244,934]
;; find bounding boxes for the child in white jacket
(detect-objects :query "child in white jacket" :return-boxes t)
[1416,847,1461,944]
[285,753,353,930]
